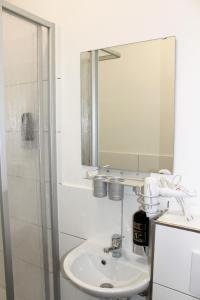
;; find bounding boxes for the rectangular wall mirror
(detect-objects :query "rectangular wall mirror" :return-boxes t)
[81,37,175,173]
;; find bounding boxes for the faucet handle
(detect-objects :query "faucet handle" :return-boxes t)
[112,233,121,239]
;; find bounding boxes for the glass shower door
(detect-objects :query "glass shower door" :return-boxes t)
[0,7,59,300]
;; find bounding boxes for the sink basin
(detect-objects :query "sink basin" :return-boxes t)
[63,240,150,298]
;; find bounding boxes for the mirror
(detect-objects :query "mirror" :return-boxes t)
[81,37,175,173]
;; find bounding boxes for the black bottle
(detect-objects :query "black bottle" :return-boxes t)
[133,210,149,247]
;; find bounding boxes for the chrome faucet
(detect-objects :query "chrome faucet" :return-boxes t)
[104,234,122,258]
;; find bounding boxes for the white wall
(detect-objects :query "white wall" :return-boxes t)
[6,0,200,299]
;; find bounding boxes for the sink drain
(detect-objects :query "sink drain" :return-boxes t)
[100,283,114,288]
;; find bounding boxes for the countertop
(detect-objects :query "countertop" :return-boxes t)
[156,211,200,233]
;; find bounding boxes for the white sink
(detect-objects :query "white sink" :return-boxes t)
[63,240,150,298]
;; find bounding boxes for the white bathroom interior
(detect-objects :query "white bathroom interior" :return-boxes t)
[0,1,200,300]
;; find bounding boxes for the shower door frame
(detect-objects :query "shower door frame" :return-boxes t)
[0,1,60,300]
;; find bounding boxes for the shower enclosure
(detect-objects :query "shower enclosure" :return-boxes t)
[0,2,60,300]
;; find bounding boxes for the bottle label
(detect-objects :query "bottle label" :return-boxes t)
[133,221,148,246]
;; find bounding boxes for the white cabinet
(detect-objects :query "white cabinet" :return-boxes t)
[152,223,200,299]
[153,283,196,300]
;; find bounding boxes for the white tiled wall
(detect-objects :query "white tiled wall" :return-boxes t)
[13,258,45,300]
[3,14,37,86]
[10,219,43,267]
[8,177,40,224]
[0,10,53,300]
[59,183,138,247]
[59,233,85,260]
[59,184,120,242]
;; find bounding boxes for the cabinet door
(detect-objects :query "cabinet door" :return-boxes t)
[153,224,200,298]
[153,284,196,300]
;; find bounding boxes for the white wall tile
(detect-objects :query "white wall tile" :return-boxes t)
[4,83,38,132]
[13,258,45,300]
[59,233,85,281]
[8,176,40,225]
[59,233,84,259]
[3,12,37,86]
[7,176,51,227]
[59,183,121,243]
[6,132,39,180]
[59,183,139,251]
[11,220,43,267]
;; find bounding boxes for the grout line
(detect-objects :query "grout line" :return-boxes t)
[59,181,134,196]
[5,130,61,134]
[5,79,49,88]
[8,174,50,184]
[12,255,53,273]
[5,129,55,133]
[154,283,199,299]
[59,232,86,241]
[10,216,52,230]
[60,182,92,191]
